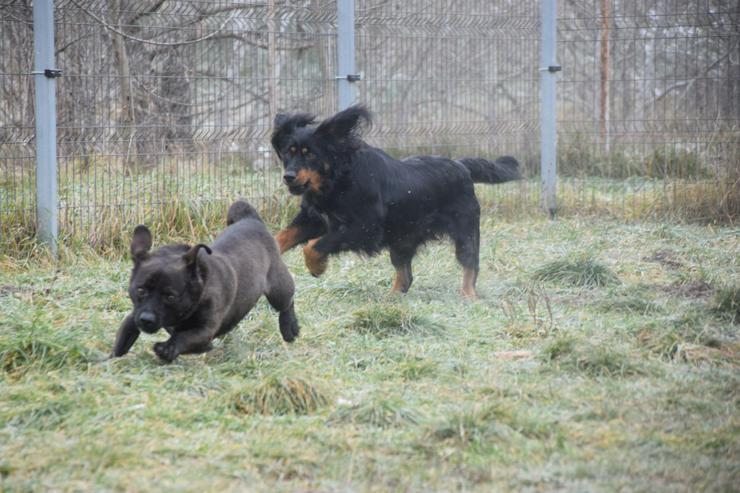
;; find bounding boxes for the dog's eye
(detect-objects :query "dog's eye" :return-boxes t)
[289,146,297,154]
[165,294,177,304]
[301,147,311,157]
[136,288,147,298]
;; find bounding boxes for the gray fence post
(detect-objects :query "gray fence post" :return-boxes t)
[33,0,59,254]
[539,0,559,218]
[336,0,358,110]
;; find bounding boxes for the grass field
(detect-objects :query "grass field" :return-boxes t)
[1,211,738,492]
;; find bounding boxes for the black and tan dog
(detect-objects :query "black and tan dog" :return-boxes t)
[271,105,520,298]
[111,200,299,362]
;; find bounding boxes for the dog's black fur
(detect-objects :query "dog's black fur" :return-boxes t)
[112,200,299,362]
[271,105,520,297]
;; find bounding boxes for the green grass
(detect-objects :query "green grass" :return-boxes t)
[533,254,620,287]
[712,283,740,323]
[0,214,738,492]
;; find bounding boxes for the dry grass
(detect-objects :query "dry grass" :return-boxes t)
[229,376,331,416]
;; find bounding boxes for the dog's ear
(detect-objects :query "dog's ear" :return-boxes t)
[271,112,316,158]
[273,113,291,128]
[130,225,152,261]
[183,243,212,267]
[183,244,212,281]
[315,105,371,141]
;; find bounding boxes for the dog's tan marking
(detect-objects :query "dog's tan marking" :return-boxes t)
[295,169,323,194]
[275,227,301,253]
[461,268,478,299]
[390,268,411,293]
[303,238,328,277]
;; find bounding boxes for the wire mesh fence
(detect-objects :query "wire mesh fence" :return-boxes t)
[0,0,738,249]
[355,0,541,210]
[556,0,739,220]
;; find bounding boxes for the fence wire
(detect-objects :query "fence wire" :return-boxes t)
[1,0,738,247]
[557,0,739,218]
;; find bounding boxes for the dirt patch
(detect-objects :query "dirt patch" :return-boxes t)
[493,350,535,361]
[676,342,740,366]
[644,250,683,269]
[0,285,26,297]
[657,280,713,299]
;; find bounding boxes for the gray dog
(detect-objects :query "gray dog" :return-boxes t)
[111,200,300,362]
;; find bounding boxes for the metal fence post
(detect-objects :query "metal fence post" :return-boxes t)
[33,0,59,254]
[539,0,559,218]
[336,0,358,110]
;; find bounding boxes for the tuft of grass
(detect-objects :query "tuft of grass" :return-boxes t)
[596,295,663,315]
[330,395,423,428]
[429,403,558,449]
[636,326,683,360]
[594,286,664,315]
[397,356,437,380]
[541,335,577,362]
[0,311,93,376]
[711,284,739,323]
[541,336,646,377]
[533,254,619,287]
[228,376,330,416]
[351,303,443,338]
[636,302,733,361]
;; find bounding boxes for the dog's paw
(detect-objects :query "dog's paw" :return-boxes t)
[303,240,328,277]
[153,341,178,363]
[279,309,300,343]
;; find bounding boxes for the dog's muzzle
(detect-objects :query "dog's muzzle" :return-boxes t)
[136,311,159,333]
[283,171,306,195]
[283,170,297,184]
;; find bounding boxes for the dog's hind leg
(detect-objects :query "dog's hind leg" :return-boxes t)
[453,219,480,299]
[389,246,415,293]
[277,304,300,343]
[266,263,300,342]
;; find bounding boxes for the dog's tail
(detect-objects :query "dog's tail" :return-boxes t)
[458,156,521,184]
[227,200,261,226]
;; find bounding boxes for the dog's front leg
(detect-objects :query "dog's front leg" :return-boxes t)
[275,207,326,253]
[111,313,140,357]
[303,224,379,277]
[153,325,219,363]
[303,237,329,276]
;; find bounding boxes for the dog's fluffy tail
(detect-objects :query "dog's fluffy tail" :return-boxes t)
[227,200,261,225]
[459,156,521,184]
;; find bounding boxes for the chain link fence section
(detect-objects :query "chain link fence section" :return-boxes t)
[557,0,740,219]
[355,0,542,210]
[2,0,340,244]
[1,3,37,234]
[1,1,739,247]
